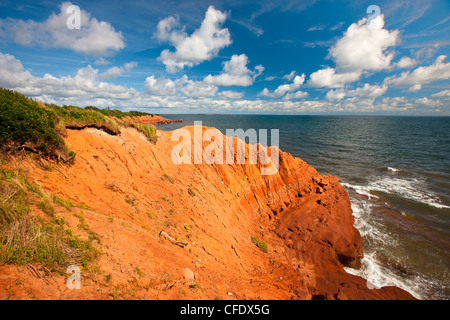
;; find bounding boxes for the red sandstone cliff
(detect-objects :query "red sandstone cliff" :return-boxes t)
[0,125,415,300]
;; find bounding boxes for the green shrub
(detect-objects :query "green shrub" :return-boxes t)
[0,89,63,155]
[128,123,157,142]
[161,174,174,184]
[0,88,158,158]
[251,237,268,253]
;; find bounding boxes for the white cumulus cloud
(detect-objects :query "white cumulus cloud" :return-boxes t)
[178,75,218,97]
[282,90,308,101]
[259,74,306,98]
[218,90,244,99]
[326,83,388,100]
[432,90,450,98]
[328,15,399,73]
[0,52,135,106]
[308,68,361,88]
[396,56,417,69]
[100,62,138,79]
[0,2,125,56]
[156,6,231,72]
[144,76,177,96]
[308,14,400,88]
[204,54,264,87]
[145,74,217,97]
[384,55,450,91]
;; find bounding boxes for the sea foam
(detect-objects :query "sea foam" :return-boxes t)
[344,193,423,299]
[342,176,449,209]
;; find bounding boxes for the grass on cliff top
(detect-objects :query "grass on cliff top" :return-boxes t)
[85,106,152,119]
[0,88,157,159]
[0,89,64,156]
[47,103,119,130]
[0,167,100,271]
[125,122,157,143]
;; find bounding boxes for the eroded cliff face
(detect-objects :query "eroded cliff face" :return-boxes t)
[0,125,415,300]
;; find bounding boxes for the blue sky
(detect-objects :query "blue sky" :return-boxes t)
[0,0,449,115]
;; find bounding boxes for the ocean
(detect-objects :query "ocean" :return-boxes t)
[157,115,450,300]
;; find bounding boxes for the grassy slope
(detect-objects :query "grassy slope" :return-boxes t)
[0,88,157,160]
[0,167,101,272]
[0,88,157,272]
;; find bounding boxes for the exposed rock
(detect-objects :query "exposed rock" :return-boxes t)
[0,125,415,300]
[183,268,195,281]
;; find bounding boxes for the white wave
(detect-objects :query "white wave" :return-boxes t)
[387,166,399,172]
[345,198,423,299]
[341,182,378,199]
[429,202,450,209]
[342,173,450,299]
[344,252,423,299]
[368,176,450,209]
[342,177,450,209]
[348,197,394,247]
[345,183,446,299]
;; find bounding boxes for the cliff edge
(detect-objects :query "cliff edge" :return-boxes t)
[0,124,415,300]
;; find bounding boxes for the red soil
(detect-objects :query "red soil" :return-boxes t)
[0,125,415,300]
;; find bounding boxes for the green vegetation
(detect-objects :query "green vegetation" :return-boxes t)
[135,267,145,278]
[161,196,173,204]
[0,168,100,271]
[84,106,151,119]
[189,283,201,290]
[0,88,160,274]
[251,237,268,253]
[124,122,157,143]
[187,188,196,197]
[37,196,55,217]
[161,273,173,284]
[146,211,156,219]
[125,194,137,205]
[26,289,35,298]
[0,89,64,156]
[53,195,74,211]
[161,173,174,184]
[47,103,119,131]
[184,225,192,238]
[0,88,158,160]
